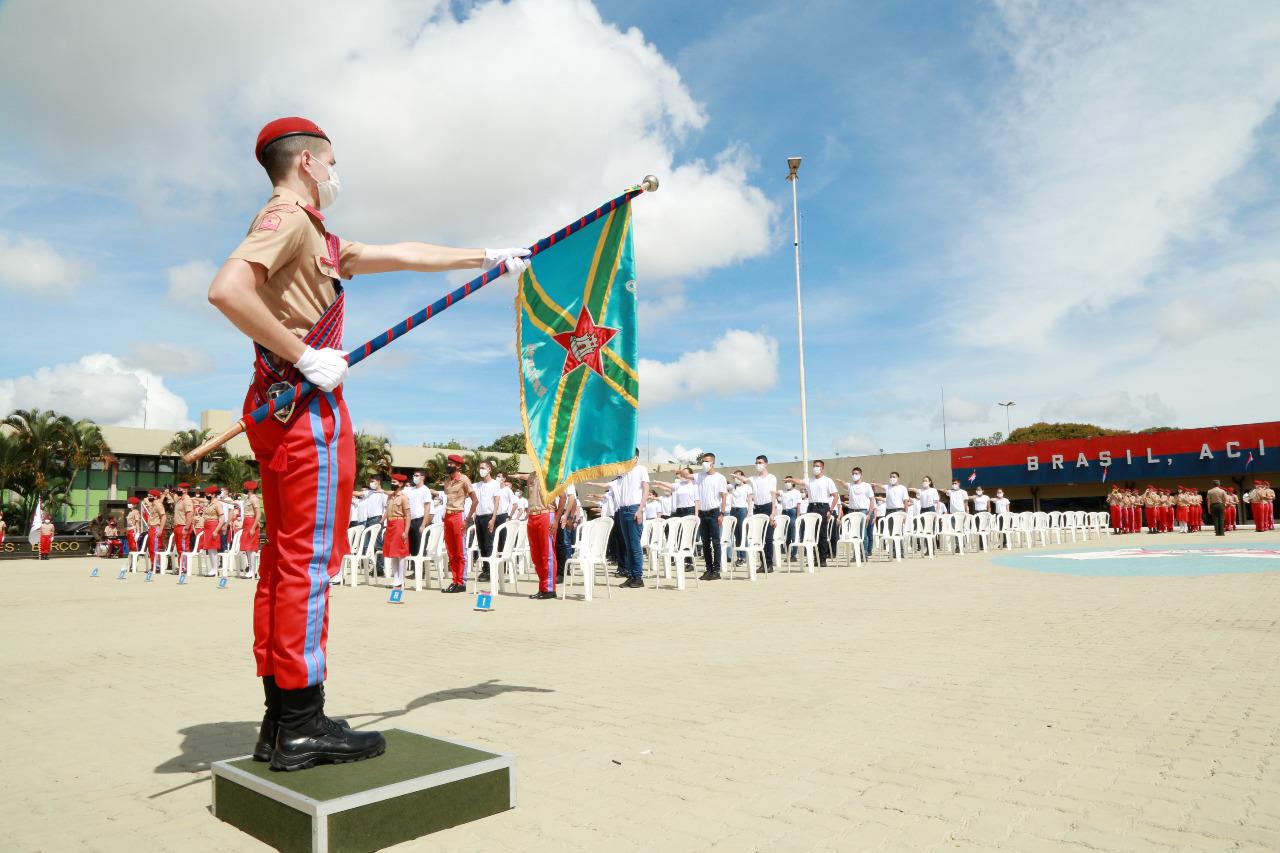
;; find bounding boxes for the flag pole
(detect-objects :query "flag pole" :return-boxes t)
[184,176,660,465]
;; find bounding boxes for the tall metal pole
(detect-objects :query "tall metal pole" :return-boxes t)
[941,386,948,450]
[787,157,809,475]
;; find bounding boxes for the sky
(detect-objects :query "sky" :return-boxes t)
[1,0,1278,465]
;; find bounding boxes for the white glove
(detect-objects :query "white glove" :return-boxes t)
[293,345,349,392]
[483,247,531,278]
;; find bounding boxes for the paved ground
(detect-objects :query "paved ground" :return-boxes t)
[3,529,1280,852]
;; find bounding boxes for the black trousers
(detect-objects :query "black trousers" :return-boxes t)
[408,516,424,558]
[753,502,775,568]
[698,510,722,573]
[815,507,831,564]
[1211,503,1225,536]
[674,506,694,517]
[475,513,495,558]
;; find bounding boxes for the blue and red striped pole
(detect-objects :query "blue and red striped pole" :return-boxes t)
[184,177,657,465]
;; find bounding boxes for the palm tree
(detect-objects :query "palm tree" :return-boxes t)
[60,417,112,493]
[4,409,65,492]
[211,455,257,493]
[0,432,23,498]
[354,431,393,483]
[160,428,221,483]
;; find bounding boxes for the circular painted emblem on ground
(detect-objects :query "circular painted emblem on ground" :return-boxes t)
[993,542,1280,576]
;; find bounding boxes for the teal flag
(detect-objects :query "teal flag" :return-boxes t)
[518,198,639,499]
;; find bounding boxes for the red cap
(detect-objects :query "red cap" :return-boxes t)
[177,482,190,490]
[243,480,258,491]
[447,454,465,465]
[148,489,161,497]
[390,473,407,483]
[255,117,329,165]
[204,486,219,495]
[128,497,140,505]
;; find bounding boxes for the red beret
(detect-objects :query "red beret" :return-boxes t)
[256,116,329,165]
[243,480,258,491]
[204,486,219,495]
[177,482,190,490]
[128,497,140,504]
[391,473,407,483]
[148,489,161,497]
[447,453,466,465]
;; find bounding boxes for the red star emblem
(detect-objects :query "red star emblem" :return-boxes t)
[552,306,619,377]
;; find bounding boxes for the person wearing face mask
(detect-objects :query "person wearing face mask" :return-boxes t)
[874,472,910,516]
[358,475,389,577]
[804,460,838,567]
[440,454,477,593]
[471,462,501,581]
[403,470,433,562]
[652,467,697,517]
[749,456,779,573]
[207,118,534,771]
[833,467,875,558]
[381,474,411,588]
[694,452,730,580]
[495,471,515,533]
[947,480,969,516]
[971,486,990,514]
[992,488,1011,517]
[728,470,753,565]
[909,477,940,513]
[778,476,802,554]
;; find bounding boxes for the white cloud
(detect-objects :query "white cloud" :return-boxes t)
[357,419,395,442]
[0,354,193,429]
[649,443,704,465]
[1038,391,1176,432]
[952,1,1280,348]
[832,434,878,457]
[0,0,776,283]
[0,232,90,293]
[640,329,779,408]
[165,260,217,304]
[126,342,214,377]
[934,397,991,427]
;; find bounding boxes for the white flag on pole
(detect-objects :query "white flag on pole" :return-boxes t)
[28,500,42,546]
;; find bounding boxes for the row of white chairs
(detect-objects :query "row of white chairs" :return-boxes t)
[865,509,1113,562]
[125,531,250,578]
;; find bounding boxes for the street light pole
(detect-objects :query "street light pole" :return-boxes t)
[998,401,1016,438]
[787,156,809,475]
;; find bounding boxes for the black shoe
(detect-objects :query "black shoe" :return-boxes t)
[555,572,565,582]
[620,577,644,588]
[477,571,491,582]
[764,566,775,573]
[529,590,557,599]
[255,715,352,762]
[442,582,466,593]
[705,572,721,581]
[698,571,712,581]
[271,716,385,772]
[612,570,628,578]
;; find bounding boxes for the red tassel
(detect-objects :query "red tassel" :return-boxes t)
[268,444,289,473]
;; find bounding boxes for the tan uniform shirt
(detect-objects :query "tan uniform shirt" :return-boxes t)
[173,496,193,526]
[203,500,222,521]
[1206,487,1227,506]
[525,477,548,513]
[145,499,165,528]
[243,495,262,521]
[229,186,365,337]
[443,473,474,514]
[386,492,408,520]
[126,508,141,533]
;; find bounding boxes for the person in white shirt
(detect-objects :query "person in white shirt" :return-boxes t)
[694,452,729,580]
[653,467,697,517]
[948,480,969,515]
[875,472,910,516]
[749,455,779,572]
[971,486,991,514]
[728,471,752,565]
[357,476,389,576]
[911,477,940,513]
[471,462,502,579]
[403,470,433,559]
[835,466,876,556]
[349,493,364,529]
[644,491,663,520]
[553,483,579,582]
[993,489,1010,515]
[805,460,839,567]
[778,474,802,553]
[658,493,673,518]
[613,450,649,587]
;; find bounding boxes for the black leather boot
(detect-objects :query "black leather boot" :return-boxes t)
[271,685,384,772]
[252,676,283,762]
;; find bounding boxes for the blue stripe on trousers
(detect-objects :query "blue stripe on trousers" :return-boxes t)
[303,395,339,686]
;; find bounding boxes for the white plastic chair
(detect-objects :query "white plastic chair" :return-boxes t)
[216,533,242,578]
[512,521,531,578]
[905,512,936,558]
[1032,512,1053,547]
[792,512,823,572]
[407,522,442,592]
[874,512,906,561]
[128,532,150,574]
[771,514,791,570]
[968,512,993,552]
[644,518,670,581]
[338,524,379,586]
[936,512,966,555]
[655,515,699,590]
[472,520,520,595]
[182,532,215,577]
[718,514,738,567]
[154,533,177,576]
[733,513,770,581]
[561,517,614,601]
[835,512,868,564]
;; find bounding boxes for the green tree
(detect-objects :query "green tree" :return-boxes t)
[211,455,257,492]
[61,417,112,493]
[1006,422,1126,443]
[968,431,1004,447]
[424,439,464,449]
[479,433,525,454]
[355,431,394,483]
[160,428,222,483]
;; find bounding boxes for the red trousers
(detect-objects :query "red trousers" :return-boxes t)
[528,511,558,592]
[444,512,466,584]
[174,524,189,556]
[106,538,122,557]
[244,387,354,691]
[1109,506,1120,531]
[126,530,138,553]
[1260,502,1274,532]
[1225,505,1236,530]
[148,526,161,565]
[39,534,51,556]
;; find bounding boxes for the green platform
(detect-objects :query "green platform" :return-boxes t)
[211,729,515,853]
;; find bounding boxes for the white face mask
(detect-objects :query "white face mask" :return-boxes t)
[755,463,765,472]
[813,466,822,476]
[413,475,423,484]
[479,467,491,478]
[997,492,1004,498]
[852,473,861,481]
[952,484,960,491]
[785,483,793,490]
[702,461,712,471]
[922,481,930,488]
[307,155,341,209]
[368,482,377,491]
[889,477,898,485]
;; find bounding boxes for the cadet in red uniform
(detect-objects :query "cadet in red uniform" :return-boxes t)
[206,117,527,770]
[125,497,141,555]
[240,481,263,577]
[1225,488,1239,531]
[145,489,165,567]
[521,472,558,599]
[381,474,410,588]
[38,516,54,560]
[172,483,194,557]
[440,454,476,593]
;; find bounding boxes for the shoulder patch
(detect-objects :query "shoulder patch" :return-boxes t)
[257,212,282,232]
